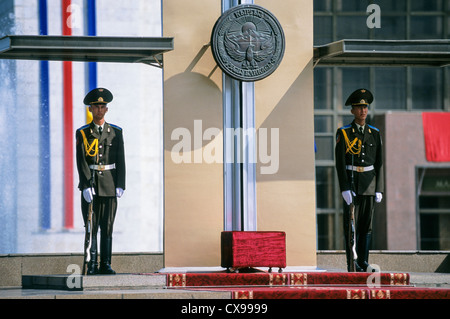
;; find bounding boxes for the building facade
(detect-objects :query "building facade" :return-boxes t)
[314,0,450,250]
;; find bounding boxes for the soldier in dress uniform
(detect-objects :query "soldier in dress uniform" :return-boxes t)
[76,88,126,275]
[335,89,384,272]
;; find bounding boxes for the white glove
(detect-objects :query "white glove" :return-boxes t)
[341,190,355,206]
[82,188,95,203]
[116,188,124,198]
[375,192,383,203]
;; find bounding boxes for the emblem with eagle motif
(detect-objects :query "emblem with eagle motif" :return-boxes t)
[211,4,285,82]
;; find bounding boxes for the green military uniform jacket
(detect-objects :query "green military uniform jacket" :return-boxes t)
[335,121,384,196]
[76,122,126,197]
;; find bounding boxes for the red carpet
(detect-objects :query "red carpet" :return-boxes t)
[161,271,450,299]
[221,286,450,299]
[166,272,410,287]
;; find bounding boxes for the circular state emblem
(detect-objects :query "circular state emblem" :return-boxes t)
[211,4,285,82]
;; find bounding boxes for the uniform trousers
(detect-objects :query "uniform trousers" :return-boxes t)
[81,195,117,263]
[343,194,374,270]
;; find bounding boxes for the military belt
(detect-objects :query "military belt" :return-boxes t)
[89,164,116,171]
[346,165,374,173]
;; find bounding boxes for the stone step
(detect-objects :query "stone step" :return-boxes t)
[22,274,165,291]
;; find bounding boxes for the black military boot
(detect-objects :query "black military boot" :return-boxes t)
[87,253,98,275]
[87,235,99,275]
[99,237,116,275]
[356,233,372,272]
[347,252,364,272]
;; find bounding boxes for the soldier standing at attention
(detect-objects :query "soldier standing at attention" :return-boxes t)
[335,89,384,272]
[76,88,126,275]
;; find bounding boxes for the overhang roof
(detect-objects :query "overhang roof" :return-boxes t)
[0,35,174,68]
[314,39,450,67]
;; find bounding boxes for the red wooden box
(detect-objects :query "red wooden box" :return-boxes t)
[221,231,286,272]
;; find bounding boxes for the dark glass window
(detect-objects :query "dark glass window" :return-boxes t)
[372,16,406,39]
[411,68,444,110]
[374,68,406,110]
[314,68,333,110]
[410,16,443,39]
[316,167,335,209]
[418,168,450,250]
[336,16,369,39]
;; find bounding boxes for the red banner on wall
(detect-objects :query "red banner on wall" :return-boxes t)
[422,112,450,162]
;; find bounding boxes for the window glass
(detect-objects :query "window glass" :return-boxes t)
[410,16,443,39]
[314,115,333,133]
[420,214,440,250]
[372,16,406,39]
[419,168,450,195]
[316,167,335,209]
[418,168,450,250]
[448,15,450,38]
[314,68,333,110]
[314,16,333,45]
[411,68,443,109]
[376,0,407,12]
[374,68,406,110]
[314,0,332,12]
[335,0,370,12]
[315,136,334,161]
[419,213,450,250]
[336,16,369,39]
[317,213,335,249]
[411,1,444,11]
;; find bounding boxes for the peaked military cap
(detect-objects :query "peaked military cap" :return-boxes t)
[345,88,373,106]
[83,88,113,105]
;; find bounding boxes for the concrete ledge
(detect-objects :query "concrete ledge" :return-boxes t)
[317,250,450,273]
[22,274,166,291]
[0,252,163,288]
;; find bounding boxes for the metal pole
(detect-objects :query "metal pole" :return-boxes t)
[222,0,257,231]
